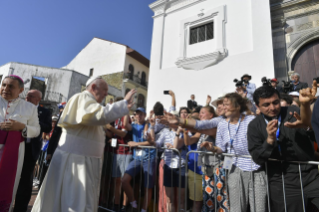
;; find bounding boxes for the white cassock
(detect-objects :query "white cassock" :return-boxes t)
[0,96,40,211]
[32,90,129,212]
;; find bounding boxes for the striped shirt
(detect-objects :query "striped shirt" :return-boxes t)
[216,115,260,171]
[155,128,188,168]
[195,116,225,130]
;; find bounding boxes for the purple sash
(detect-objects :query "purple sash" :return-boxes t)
[0,130,24,212]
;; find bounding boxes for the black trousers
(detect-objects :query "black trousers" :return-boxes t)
[13,143,37,212]
[269,168,319,212]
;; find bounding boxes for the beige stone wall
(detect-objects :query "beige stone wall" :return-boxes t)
[270,0,319,82]
[101,72,124,90]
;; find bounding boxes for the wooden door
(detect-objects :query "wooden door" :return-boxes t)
[292,39,319,86]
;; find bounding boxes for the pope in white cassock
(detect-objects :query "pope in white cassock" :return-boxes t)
[0,75,40,212]
[32,76,136,212]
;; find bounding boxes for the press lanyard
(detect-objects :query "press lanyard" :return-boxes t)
[263,115,282,154]
[228,114,242,150]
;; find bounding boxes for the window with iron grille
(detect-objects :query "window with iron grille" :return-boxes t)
[190,22,214,45]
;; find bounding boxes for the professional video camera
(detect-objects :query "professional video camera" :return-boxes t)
[282,80,293,93]
[233,79,244,87]
[261,77,271,87]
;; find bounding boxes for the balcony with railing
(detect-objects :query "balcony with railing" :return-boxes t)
[123,72,148,88]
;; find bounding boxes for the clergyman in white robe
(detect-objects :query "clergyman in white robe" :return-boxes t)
[32,90,130,212]
[0,96,40,212]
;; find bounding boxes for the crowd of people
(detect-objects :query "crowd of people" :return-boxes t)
[1,72,319,212]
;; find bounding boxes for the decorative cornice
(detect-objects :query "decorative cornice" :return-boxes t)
[270,0,310,11]
[287,28,319,57]
[271,1,319,21]
[149,0,206,18]
[175,49,227,71]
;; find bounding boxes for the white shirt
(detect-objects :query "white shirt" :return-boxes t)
[0,96,40,138]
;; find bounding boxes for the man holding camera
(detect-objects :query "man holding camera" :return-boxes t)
[247,84,319,211]
[291,73,308,92]
[241,74,256,98]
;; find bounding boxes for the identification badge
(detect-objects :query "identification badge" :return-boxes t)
[111,138,117,147]
[136,149,143,156]
[222,156,233,170]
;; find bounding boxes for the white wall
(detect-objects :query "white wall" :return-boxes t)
[8,62,73,100]
[0,63,11,84]
[147,0,275,110]
[64,38,127,77]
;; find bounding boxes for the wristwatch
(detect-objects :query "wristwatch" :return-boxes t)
[175,133,180,137]
[22,126,27,137]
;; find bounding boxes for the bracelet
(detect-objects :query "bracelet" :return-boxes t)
[175,133,180,137]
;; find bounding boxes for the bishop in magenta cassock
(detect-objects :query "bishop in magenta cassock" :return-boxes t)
[0,75,40,212]
[32,76,136,212]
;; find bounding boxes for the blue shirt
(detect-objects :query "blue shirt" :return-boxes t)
[188,143,202,174]
[132,123,155,161]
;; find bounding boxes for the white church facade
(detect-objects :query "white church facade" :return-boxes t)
[147,0,275,110]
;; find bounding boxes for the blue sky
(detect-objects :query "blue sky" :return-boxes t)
[0,0,154,68]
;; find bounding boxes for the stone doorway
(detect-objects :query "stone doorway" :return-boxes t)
[291,39,319,86]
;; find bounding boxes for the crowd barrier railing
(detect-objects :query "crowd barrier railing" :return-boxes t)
[186,151,319,212]
[98,144,182,212]
[98,145,319,212]
[33,150,48,188]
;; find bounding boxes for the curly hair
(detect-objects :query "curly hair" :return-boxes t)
[224,93,248,113]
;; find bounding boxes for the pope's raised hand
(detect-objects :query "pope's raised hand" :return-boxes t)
[124,89,137,109]
[299,80,317,104]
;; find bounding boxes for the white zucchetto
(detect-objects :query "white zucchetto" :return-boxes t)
[86,76,103,87]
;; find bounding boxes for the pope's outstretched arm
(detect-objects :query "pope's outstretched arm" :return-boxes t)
[58,89,136,127]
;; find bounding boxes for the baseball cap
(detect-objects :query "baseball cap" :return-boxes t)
[135,107,146,114]
[271,78,278,83]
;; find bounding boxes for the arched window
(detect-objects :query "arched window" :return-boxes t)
[141,72,146,86]
[128,64,134,80]
[137,94,145,108]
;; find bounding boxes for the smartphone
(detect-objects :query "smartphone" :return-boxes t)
[163,90,170,95]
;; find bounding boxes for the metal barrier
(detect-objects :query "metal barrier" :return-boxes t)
[33,150,48,188]
[98,144,183,212]
[186,151,319,212]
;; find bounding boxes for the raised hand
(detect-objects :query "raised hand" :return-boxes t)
[159,111,179,126]
[206,95,211,106]
[299,80,317,104]
[236,87,247,98]
[124,89,137,109]
[168,90,175,97]
[149,117,156,126]
[284,111,306,128]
